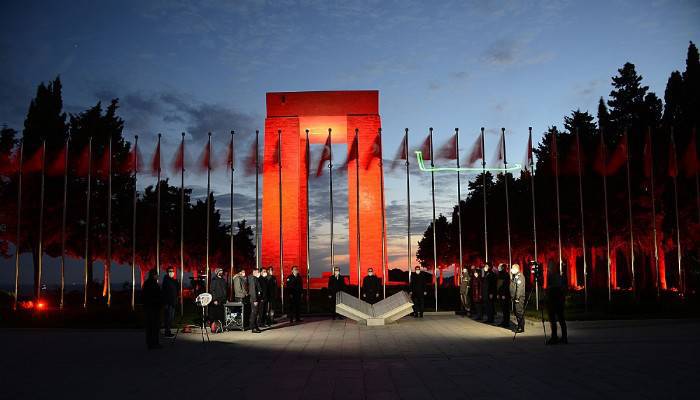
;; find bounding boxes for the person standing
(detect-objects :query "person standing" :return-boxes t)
[286,266,303,324]
[248,268,263,333]
[482,264,497,323]
[266,266,277,324]
[409,266,427,318]
[209,268,228,330]
[510,264,526,333]
[161,267,178,338]
[232,269,248,302]
[142,268,162,350]
[496,264,511,328]
[258,268,270,327]
[546,265,568,344]
[327,266,345,319]
[459,265,472,316]
[362,267,381,304]
[471,267,483,320]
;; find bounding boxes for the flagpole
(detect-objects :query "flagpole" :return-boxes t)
[575,128,589,310]
[230,130,235,301]
[502,128,512,268]
[646,128,660,299]
[36,139,46,303]
[179,132,185,314]
[379,128,387,298]
[106,134,112,307]
[554,130,563,275]
[278,129,284,311]
[131,135,139,311]
[255,130,260,270]
[305,129,310,313]
[205,132,211,293]
[60,137,69,310]
[430,128,438,311]
[600,128,612,302]
[405,129,412,286]
[355,128,361,298]
[13,139,23,311]
[83,136,92,309]
[481,127,488,263]
[527,128,539,310]
[670,128,683,294]
[455,128,463,275]
[624,130,635,293]
[329,128,335,272]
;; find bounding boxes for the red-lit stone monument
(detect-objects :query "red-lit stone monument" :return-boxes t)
[262,91,385,285]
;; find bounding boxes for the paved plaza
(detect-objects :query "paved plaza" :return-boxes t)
[3,316,698,399]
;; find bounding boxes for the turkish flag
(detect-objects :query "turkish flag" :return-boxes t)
[121,142,142,174]
[437,133,457,160]
[606,132,628,175]
[0,149,19,176]
[75,144,91,177]
[341,133,358,171]
[96,145,111,180]
[315,134,331,177]
[668,138,678,178]
[682,129,699,177]
[23,145,44,173]
[243,137,258,176]
[225,137,234,170]
[464,132,483,167]
[171,140,185,174]
[150,140,161,176]
[47,143,67,177]
[417,135,431,160]
[522,131,533,172]
[364,132,382,169]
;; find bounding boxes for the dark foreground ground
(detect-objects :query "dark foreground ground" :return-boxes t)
[3,316,698,399]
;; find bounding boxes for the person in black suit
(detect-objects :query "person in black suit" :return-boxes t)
[496,264,511,328]
[286,266,303,323]
[142,269,162,350]
[482,263,497,323]
[258,268,270,327]
[327,266,345,319]
[209,268,227,328]
[265,266,277,324]
[410,266,427,318]
[161,266,178,338]
[362,267,381,304]
[248,268,263,333]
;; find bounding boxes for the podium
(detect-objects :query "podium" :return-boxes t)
[335,291,414,326]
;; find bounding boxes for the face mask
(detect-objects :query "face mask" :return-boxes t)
[168,272,174,278]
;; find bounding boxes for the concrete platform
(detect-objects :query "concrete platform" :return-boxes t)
[3,316,698,399]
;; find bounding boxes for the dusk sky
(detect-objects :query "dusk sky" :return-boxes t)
[1,0,699,286]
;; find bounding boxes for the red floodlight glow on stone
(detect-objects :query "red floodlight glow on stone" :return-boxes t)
[262,91,386,284]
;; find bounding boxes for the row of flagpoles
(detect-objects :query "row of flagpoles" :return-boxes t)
[4,125,699,312]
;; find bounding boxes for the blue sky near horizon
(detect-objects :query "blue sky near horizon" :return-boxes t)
[1,0,699,287]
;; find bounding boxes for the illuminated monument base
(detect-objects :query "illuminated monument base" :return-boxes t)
[335,291,414,326]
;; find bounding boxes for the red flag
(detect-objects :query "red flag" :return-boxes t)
[0,149,19,176]
[669,137,678,178]
[437,134,457,160]
[465,133,483,167]
[682,129,699,177]
[491,130,505,167]
[417,135,431,160]
[561,134,583,176]
[272,135,280,165]
[197,141,211,173]
[226,138,234,170]
[341,133,358,170]
[121,142,142,174]
[522,131,533,172]
[171,141,185,174]
[594,134,607,176]
[394,134,408,160]
[606,132,628,175]
[75,144,91,177]
[243,137,258,176]
[23,146,45,173]
[150,140,161,176]
[364,132,382,169]
[315,134,331,177]
[643,131,653,178]
[96,146,111,180]
[47,143,67,176]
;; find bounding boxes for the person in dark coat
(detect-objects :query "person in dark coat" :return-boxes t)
[161,267,179,338]
[496,264,511,328]
[510,264,526,333]
[265,267,277,324]
[459,265,472,316]
[470,267,483,320]
[327,266,345,319]
[258,268,270,327]
[286,266,303,323]
[482,263,497,323]
[410,266,427,318]
[142,268,162,349]
[248,268,263,333]
[546,263,568,344]
[362,267,381,304]
[209,268,228,327]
